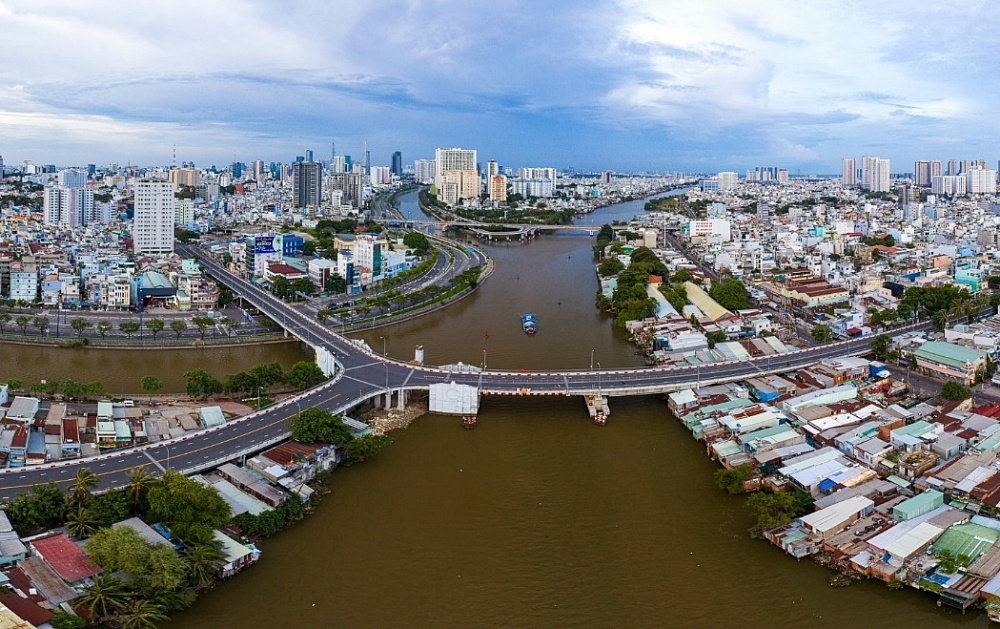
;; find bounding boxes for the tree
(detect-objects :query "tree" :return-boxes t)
[191,316,214,340]
[290,408,354,444]
[5,379,23,392]
[87,381,104,397]
[49,611,87,629]
[121,599,170,629]
[932,309,949,332]
[402,231,431,254]
[140,376,164,393]
[65,506,99,540]
[146,470,230,544]
[125,467,154,514]
[714,464,755,494]
[170,319,188,339]
[223,372,256,396]
[61,379,90,400]
[70,467,99,507]
[284,361,327,390]
[219,316,240,337]
[941,381,971,401]
[33,315,49,335]
[708,278,749,311]
[119,321,140,338]
[0,311,9,332]
[14,315,29,333]
[217,288,234,308]
[597,257,625,277]
[705,330,728,349]
[270,276,290,299]
[745,489,814,536]
[77,574,129,622]
[289,277,315,300]
[87,526,188,597]
[343,434,393,464]
[810,324,833,343]
[146,318,165,339]
[183,368,222,400]
[71,317,92,336]
[97,320,113,337]
[88,489,132,528]
[869,334,892,360]
[186,543,225,587]
[249,361,284,389]
[7,482,67,532]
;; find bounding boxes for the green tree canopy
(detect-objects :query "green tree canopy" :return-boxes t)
[290,408,354,445]
[182,368,222,400]
[810,324,834,343]
[343,434,394,464]
[285,361,327,390]
[85,525,188,597]
[597,257,625,277]
[714,463,755,494]
[869,334,892,360]
[708,278,749,311]
[140,376,164,393]
[941,381,971,401]
[402,232,431,254]
[146,470,230,544]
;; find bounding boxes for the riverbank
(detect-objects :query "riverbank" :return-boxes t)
[0,331,295,349]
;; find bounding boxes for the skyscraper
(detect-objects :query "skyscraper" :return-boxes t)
[914,160,932,187]
[434,148,477,200]
[292,162,322,208]
[133,180,176,255]
[414,159,435,184]
[841,158,857,186]
[43,185,93,227]
[391,152,402,178]
[861,156,890,192]
[948,159,957,176]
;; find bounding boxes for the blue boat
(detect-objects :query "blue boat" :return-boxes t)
[521,313,537,335]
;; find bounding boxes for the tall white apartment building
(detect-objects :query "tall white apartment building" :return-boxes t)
[57,169,87,188]
[932,175,967,196]
[43,185,93,227]
[717,171,738,190]
[842,158,857,186]
[434,148,477,200]
[517,167,556,183]
[353,234,384,285]
[414,159,435,184]
[966,167,997,194]
[133,179,176,255]
[861,156,890,192]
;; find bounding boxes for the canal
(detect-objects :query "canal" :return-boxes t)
[0,189,981,626]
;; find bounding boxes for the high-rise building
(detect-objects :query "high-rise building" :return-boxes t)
[328,172,364,206]
[948,159,957,176]
[841,158,857,186]
[391,152,402,178]
[960,160,970,175]
[517,167,557,183]
[43,185,92,227]
[133,179,176,255]
[253,160,265,182]
[414,159,435,184]
[932,175,967,196]
[966,167,997,194]
[717,171,738,190]
[363,143,370,176]
[305,150,314,163]
[331,155,346,174]
[489,174,507,203]
[292,162,322,208]
[57,169,87,188]
[434,148,477,198]
[931,160,942,179]
[440,169,480,205]
[168,167,200,188]
[486,160,499,185]
[915,160,930,187]
[861,156,890,192]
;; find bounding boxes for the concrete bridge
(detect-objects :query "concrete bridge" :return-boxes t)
[0,245,934,500]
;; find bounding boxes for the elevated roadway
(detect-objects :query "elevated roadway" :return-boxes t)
[0,244,937,500]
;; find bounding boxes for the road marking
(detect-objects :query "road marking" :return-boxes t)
[142,450,166,473]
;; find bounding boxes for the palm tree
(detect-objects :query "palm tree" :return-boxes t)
[186,543,225,587]
[120,599,169,629]
[70,468,98,507]
[77,574,129,621]
[932,309,949,332]
[65,506,98,539]
[126,466,153,513]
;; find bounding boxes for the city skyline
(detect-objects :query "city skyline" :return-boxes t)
[2,1,1000,172]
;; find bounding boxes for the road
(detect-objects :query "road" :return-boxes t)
[0,245,940,500]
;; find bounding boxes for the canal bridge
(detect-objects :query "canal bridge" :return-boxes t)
[0,245,933,500]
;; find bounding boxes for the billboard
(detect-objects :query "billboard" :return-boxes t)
[254,235,277,254]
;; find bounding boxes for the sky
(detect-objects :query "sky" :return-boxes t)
[1,0,999,173]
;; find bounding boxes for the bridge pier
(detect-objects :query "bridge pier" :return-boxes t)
[396,389,407,410]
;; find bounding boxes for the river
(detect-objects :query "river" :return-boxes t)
[1,189,982,626]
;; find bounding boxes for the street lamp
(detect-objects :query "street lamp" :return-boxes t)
[162,442,171,470]
[379,335,386,356]
[295,400,301,418]
[590,349,595,370]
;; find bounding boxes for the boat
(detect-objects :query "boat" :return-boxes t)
[462,415,477,429]
[521,313,537,335]
[594,411,607,426]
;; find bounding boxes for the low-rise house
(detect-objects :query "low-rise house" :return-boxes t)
[216,463,287,508]
[30,533,100,587]
[212,531,260,578]
[0,512,26,568]
[798,495,875,540]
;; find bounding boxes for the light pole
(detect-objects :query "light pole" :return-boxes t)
[295,400,301,418]
[163,442,171,470]
[257,386,262,409]
[380,335,386,356]
[590,349,595,370]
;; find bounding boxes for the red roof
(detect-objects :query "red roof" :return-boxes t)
[0,592,52,626]
[30,534,101,583]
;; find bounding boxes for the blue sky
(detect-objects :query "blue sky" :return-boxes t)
[1,0,998,173]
